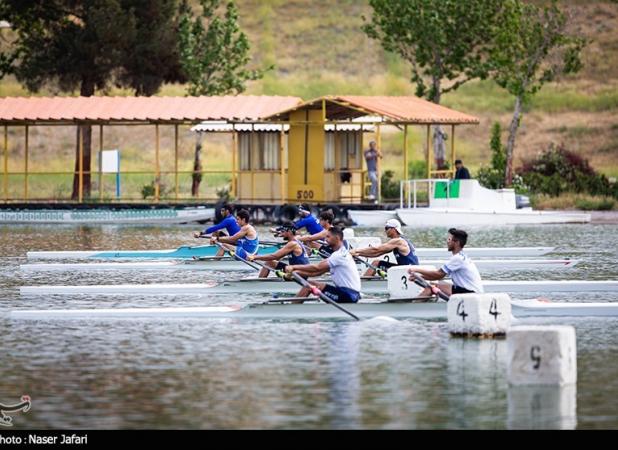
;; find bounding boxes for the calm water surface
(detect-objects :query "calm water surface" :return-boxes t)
[0,223,616,429]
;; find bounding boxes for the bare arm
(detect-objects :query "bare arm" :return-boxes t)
[253,242,294,261]
[298,229,328,243]
[218,227,247,244]
[286,259,330,277]
[351,240,399,257]
[408,267,446,281]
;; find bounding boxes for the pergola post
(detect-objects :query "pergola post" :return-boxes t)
[24,125,29,201]
[98,125,103,201]
[155,124,160,202]
[376,124,382,203]
[450,124,456,177]
[3,125,7,201]
[426,125,431,179]
[403,124,409,182]
[174,124,179,201]
[231,129,237,199]
[78,125,83,203]
[279,128,285,203]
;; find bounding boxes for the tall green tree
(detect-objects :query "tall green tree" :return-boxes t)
[178,0,269,196]
[0,0,185,199]
[489,0,584,186]
[178,0,267,96]
[363,0,502,170]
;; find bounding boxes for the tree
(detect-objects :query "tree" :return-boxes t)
[363,0,502,170]
[178,0,270,195]
[178,0,268,96]
[0,0,186,199]
[489,0,584,186]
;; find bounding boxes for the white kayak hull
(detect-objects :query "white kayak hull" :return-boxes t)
[19,258,579,273]
[10,299,618,320]
[20,279,618,296]
[26,246,556,260]
[396,208,591,227]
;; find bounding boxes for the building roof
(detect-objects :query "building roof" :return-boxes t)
[0,95,302,124]
[264,95,479,125]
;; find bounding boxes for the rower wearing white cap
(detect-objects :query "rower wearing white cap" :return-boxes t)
[408,228,483,297]
[350,219,419,277]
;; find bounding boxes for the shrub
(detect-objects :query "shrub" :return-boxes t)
[381,170,400,199]
[519,143,615,198]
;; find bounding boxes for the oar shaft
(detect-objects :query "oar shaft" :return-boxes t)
[291,272,359,321]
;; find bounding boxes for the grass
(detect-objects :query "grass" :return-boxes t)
[531,193,616,210]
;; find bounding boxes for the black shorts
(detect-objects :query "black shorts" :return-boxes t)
[322,285,361,303]
[376,260,397,270]
[452,285,475,295]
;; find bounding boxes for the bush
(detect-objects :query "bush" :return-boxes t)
[574,197,615,211]
[519,143,615,198]
[381,170,400,199]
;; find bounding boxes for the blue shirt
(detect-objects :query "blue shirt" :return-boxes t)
[205,215,241,236]
[294,215,323,235]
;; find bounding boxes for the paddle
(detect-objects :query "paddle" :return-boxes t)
[409,272,450,302]
[287,271,360,321]
[306,240,388,279]
[213,242,262,272]
[224,242,360,321]
[197,233,283,248]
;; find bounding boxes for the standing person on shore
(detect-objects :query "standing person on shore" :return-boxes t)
[364,141,382,202]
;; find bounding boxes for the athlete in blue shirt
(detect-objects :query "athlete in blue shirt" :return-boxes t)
[194,204,241,257]
[211,209,259,260]
[294,204,323,235]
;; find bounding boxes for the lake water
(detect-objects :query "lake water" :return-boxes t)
[1,223,617,429]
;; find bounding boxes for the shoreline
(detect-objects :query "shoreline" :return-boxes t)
[591,211,618,224]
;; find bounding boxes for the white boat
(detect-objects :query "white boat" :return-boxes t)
[0,207,214,224]
[26,245,555,260]
[19,279,618,296]
[19,258,580,273]
[395,179,591,227]
[9,298,618,320]
[348,209,398,227]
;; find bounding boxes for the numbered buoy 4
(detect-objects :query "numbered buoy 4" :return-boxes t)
[387,265,437,299]
[507,325,577,386]
[447,293,512,338]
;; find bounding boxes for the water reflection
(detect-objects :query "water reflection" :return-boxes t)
[507,384,577,429]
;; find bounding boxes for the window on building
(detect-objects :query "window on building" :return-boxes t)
[324,132,336,170]
[238,132,281,170]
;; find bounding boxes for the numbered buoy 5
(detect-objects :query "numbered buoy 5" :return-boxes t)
[386,265,436,299]
[507,325,577,386]
[448,293,512,337]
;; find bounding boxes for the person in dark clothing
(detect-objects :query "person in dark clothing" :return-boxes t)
[454,159,471,180]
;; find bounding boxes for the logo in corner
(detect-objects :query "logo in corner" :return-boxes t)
[0,395,32,427]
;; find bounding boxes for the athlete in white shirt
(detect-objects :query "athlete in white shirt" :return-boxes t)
[285,227,361,303]
[408,228,483,297]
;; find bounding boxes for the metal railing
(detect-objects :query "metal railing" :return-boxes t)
[399,178,453,209]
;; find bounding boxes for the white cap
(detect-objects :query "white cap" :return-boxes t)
[385,219,403,235]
